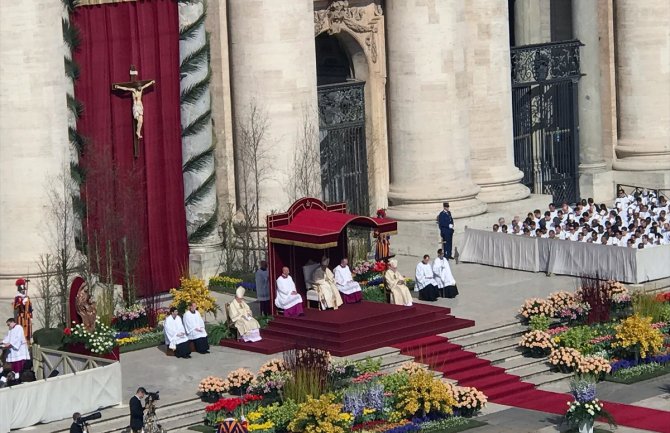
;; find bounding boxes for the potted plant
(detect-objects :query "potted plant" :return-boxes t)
[564,375,616,433]
[198,376,226,403]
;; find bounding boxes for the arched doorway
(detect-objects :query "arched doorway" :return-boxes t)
[315,33,369,216]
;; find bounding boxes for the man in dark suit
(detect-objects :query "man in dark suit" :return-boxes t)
[129,387,146,433]
[438,202,455,259]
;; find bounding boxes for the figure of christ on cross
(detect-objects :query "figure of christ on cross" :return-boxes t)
[112,65,155,157]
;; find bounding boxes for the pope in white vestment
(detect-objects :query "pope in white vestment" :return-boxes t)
[432,249,459,298]
[228,287,262,342]
[312,258,343,310]
[164,308,191,358]
[183,303,210,354]
[275,267,305,317]
[334,258,363,304]
[2,319,30,373]
[384,259,413,306]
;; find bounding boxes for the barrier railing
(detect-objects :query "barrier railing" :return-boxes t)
[616,184,668,200]
[32,344,116,379]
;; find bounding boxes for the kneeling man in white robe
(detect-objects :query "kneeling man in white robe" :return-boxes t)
[164,307,191,358]
[228,287,262,342]
[334,258,363,304]
[312,258,343,310]
[276,267,305,317]
[183,302,210,354]
[2,318,30,373]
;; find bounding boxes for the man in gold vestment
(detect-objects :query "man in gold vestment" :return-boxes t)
[311,258,343,310]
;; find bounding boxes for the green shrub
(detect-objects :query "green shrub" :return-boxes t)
[658,303,670,322]
[362,286,386,303]
[263,400,299,433]
[632,291,666,322]
[206,321,234,345]
[529,314,550,331]
[557,326,598,354]
[354,356,382,373]
[379,371,410,395]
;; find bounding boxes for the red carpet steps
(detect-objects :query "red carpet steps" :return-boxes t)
[219,301,474,357]
[393,335,670,433]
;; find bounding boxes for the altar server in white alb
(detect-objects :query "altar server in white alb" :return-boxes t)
[2,318,30,373]
[183,302,210,354]
[334,258,362,304]
[415,254,439,301]
[275,267,305,317]
[228,287,262,342]
[432,249,459,298]
[164,307,192,358]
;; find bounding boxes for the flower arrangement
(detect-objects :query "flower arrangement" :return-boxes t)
[519,298,555,320]
[198,376,226,401]
[605,281,630,304]
[223,368,255,395]
[170,276,218,315]
[546,291,576,315]
[258,358,287,378]
[116,336,140,346]
[204,394,263,425]
[209,275,244,289]
[518,330,556,356]
[247,371,290,401]
[395,362,427,376]
[112,302,148,331]
[343,382,385,423]
[548,347,583,372]
[288,394,352,433]
[576,355,612,378]
[262,400,299,432]
[352,261,374,280]
[451,386,487,418]
[376,209,387,219]
[395,370,456,418]
[63,318,117,355]
[547,326,569,336]
[564,376,616,430]
[612,314,664,359]
[295,347,331,369]
[351,372,384,384]
[556,302,591,323]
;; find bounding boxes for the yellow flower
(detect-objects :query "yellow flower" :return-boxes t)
[363,408,375,415]
[170,276,218,314]
[247,411,263,422]
[396,370,456,417]
[613,315,664,359]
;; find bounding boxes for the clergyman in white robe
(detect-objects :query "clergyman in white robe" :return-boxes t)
[164,309,191,358]
[415,256,439,301]
[275,267,305,317]
[228,287,262,342]
[2,319,30,373]
[333,259,363,304]
[183,303,210,354]
[432,249,459,298]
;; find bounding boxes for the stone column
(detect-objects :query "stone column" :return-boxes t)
[0,1,69,288]
[613,0,670,174]
[466,0,529,204]
[514,0,551,46]
[228,0,318,218]
[386,0,486,220]
[573,0,612,201]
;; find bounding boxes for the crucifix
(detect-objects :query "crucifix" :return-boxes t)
[112,65,156,158]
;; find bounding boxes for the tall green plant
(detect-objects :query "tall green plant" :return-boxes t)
[632,291,666,322]
[282,348,330,404]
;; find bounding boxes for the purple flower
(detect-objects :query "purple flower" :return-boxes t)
[343,390,365,417]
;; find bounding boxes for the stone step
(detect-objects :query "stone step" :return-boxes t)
[515,361,555,381]
[468,338,520,356]
[449,323,528,348]
[526,370,574,387]
[479,347,525,365]
[342,346,401,361]
[497,355,548,372]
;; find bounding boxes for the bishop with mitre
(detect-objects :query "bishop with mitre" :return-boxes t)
[228,287,262,343]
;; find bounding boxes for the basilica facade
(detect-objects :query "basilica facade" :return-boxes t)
[1,0,668,297]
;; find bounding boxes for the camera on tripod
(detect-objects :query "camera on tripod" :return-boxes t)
[146,391,160,402]
[76,411,102,425]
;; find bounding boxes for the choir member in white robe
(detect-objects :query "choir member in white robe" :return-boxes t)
[275,267,305,317]
[183,302,210,354]
[228,287,262,342]
[415,255,439,301]
[164,307,191,358]
[432,249,459,298]
[255,261,271,315]
[384,259,413,306]
[312,258,343,310]
[334,258,363,304]
[2,318,30,373]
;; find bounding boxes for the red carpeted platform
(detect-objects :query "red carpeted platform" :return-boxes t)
[219,301,474,357]
[393,336,670,433]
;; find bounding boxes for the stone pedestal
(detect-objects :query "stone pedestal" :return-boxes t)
[385,0,485,221]
[0,0,70,295]
[513,0,551,46]
[573,0,613,201]
[466,0,529,204]
[613,1,670,174]
[189,243,223,283]
[228,0,318,217]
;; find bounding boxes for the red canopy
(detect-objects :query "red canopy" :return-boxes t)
[268,204,397,249]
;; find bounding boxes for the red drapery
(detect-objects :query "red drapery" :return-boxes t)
[73,0,188,296]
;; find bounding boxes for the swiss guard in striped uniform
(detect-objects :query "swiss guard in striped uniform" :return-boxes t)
[217,419,247,433]
[13,279,32,341]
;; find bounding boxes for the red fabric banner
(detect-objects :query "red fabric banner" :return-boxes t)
[73,0,187,296]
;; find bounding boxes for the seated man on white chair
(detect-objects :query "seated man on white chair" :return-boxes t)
[229,287,262,342]
[311,258,343,310]
[334,258,362,304]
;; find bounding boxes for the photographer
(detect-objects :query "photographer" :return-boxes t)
[70,413,84,433]
[129,387,146,433]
